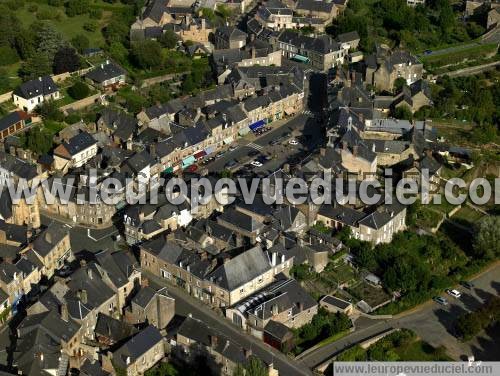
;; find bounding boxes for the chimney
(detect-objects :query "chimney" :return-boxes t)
[271,252,277,266]
[297,302,304,311]
[80,289,88,304]
[38,77,42,81]
[87,268,93,280]
[210,335,218,348]
[347,116,352,131]
[352,145,358,156]
[282,163,290,173]
[201,18,206,29]
[250,33,255,42]
[126,356,131,365]
[359,113,364,123]
[61,303,68,322]
[251,47,256,59]
[320,148,326,157]
[80,259,87,268]
[44,231,52,244]
[149,143,156,158]
[372,143,376,152]
[271,304,278,315]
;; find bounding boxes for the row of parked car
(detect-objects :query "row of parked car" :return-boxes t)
[433,281,474,306]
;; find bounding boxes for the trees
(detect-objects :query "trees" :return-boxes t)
[131,40,163,70]
[65,0,90,17]
[0,46,19,66]
[455,296,500,340]
[36,101,64,122]
[19,126,53,155]
[19,52,52,80]
[68,81,90,100]
[233,357,267,376]
[53,47,80,74]
[71,35,90,54]
[393,106,413,121]
[472,216,500,260]
[159,30,179,49]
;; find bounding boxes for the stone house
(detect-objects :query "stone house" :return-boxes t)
[126,286,175,330]
[214,26,247,49]
[103,325,165,375]
[0,111,32,141]
[25,222,72,278]
[175,316,280,376]
[53,131,98,171]
[226,277,318,338]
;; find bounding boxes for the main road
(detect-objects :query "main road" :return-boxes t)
[298,262,500,369]
[145,271,313,376]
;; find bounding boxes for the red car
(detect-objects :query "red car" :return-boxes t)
[185,165,198,173]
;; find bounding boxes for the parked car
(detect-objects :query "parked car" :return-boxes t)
[185,165,198,173]
[433,296,448,306]
[288,139,299,145]
[224,160,237,169]
[228,145,237,152]
[112,234,121,241]
[270,139,281,146]
[460,281,474,289]
[250,160,263,167]
[257,155,270,163]
[215,151,225,158]
[446,289,462,298]
[247,150,260,157]
[57,264,73,277]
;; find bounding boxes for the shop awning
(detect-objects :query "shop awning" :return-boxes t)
[204,145,216,155]
[291,54,310,63]
[249,120,266,131]
[164,166,174,174]
[223,136,234,145]
[194,150,206,160]
[182,156,196,168]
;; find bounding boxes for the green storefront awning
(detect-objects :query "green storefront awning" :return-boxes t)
[182,155,196,168]
[164,166,174,174]
[292,54,310,63]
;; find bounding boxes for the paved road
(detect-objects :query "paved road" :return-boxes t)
[205,113,324,175]
[395,262,500,361]
[417,42,480,58]
[298,263,500,369]
[145,271,313,376]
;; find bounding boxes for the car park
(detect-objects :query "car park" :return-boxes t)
[445,289,462,298]
[433,296,448,306]
[460,281,474,289]
[250,160,263,167]
[224,160,237,169]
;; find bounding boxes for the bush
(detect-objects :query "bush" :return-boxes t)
[68,81,90,100]
[66,0,89,17]
[0,46,19,66]
[28,4,38,12]
[89,9,103,20]
[83,22,98,32]
[71,35,90,54]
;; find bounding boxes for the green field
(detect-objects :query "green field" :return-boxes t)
[17,0,129,47]
[421,43,499,70]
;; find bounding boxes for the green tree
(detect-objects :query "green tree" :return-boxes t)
[393,78,407,93]
[393,106,413,121]
[65,0,90,17]
[71,35,90,54]
[68,81,90,100]
[33,22,67,61]
[19,126,53,155]
[159,30,179,49]
[19,52,52,80]
[242,357,268,376]
[216,4,232,20]
[131,40,163,70]
[36,100,64,122]
[472,216,500,260]
[0,46,19,66]
[144,362,178,376]
[53,46,80,74]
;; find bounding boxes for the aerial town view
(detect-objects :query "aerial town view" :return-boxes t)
[0,0,498,375]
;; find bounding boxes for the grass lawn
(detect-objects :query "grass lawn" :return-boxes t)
[348,281,392,309]
[394,339,452,361]
[414,205,443,229]
[451,205,485,226]
[315,330,351,348]
[17,0,128,48]
[421,43,499,70]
